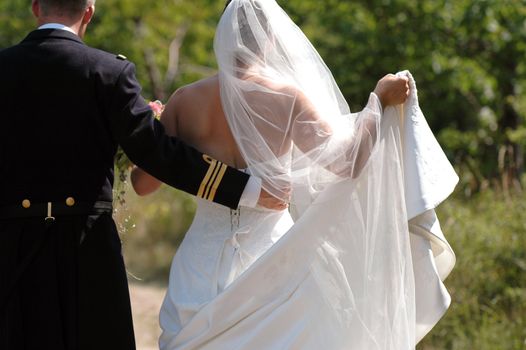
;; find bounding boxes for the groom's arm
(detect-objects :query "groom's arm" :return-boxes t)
[106,61,256,209]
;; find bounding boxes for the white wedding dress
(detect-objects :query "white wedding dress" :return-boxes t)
[159,73,457,350]
[159,1,457,349]
[159,194,293,345]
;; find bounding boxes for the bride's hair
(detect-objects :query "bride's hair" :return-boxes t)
[223,0,271,59]
[40,0,94,16]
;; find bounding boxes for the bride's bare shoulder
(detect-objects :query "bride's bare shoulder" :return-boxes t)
[161,76,219,137]
[164,76,218,119]
[169,75,219,104]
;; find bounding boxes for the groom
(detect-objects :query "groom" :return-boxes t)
[0,0,282,349]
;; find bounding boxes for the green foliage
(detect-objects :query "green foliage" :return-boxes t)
[116,185,196,282]
[417,190,526,349]
[0,0,34,46]
[86,0,226,99]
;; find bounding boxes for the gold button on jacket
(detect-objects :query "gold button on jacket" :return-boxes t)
[66,197,75,207]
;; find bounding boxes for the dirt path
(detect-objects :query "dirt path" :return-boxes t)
[129,283,167,350]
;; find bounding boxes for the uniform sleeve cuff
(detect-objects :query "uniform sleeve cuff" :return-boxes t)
[238,175,262,208]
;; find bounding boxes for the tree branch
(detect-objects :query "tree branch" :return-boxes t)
[164,23,190,89]
[134,17,165,100]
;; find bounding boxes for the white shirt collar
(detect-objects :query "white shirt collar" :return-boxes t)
[38,23,77,35]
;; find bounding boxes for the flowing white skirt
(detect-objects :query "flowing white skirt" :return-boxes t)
[159,71,457,350]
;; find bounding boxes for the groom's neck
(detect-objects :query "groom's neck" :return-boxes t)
[32,0,94,38]
[37,16,83,36]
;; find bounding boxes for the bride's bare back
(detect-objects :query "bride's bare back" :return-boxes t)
[131,75,247,195]
[165,75,247,169]
[131,72,313,196]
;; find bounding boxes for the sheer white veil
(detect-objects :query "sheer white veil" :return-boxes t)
[210,1,416,348]
[215,0,380,211]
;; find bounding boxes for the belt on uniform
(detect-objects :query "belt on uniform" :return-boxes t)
[0,199,113,316]
[0,200,113,221]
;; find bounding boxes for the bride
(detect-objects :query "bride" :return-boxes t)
[131,0,455,349]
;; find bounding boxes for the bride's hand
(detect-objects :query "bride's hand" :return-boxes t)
[373,74,410,109]
[258,188,289,211]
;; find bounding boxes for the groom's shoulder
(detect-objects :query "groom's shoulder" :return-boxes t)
[84,44,132,73]
[0,43,19,59]
[0,44,23,68]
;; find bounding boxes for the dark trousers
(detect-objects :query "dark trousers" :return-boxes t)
[0,213,135,350]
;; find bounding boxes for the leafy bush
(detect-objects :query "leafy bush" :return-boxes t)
[117,185,196,283]
[418,190,526,349]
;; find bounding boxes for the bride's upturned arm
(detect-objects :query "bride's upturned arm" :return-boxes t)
[349,74,410,177]
[291,91,382,178]
[351,75,410,176]
[346,94,382,178]
[131,98,179,196]
[291,75,409,178]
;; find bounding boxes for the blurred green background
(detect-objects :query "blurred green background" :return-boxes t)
[2,0,525,348]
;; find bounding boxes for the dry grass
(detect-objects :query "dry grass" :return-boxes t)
[129,283,167,350]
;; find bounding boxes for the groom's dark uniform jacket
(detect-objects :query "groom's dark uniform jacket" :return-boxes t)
[0,29,249,350]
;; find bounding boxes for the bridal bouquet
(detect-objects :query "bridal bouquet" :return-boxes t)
[148,100,165,118]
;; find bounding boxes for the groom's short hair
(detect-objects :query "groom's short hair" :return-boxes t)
[40,0,95,17]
